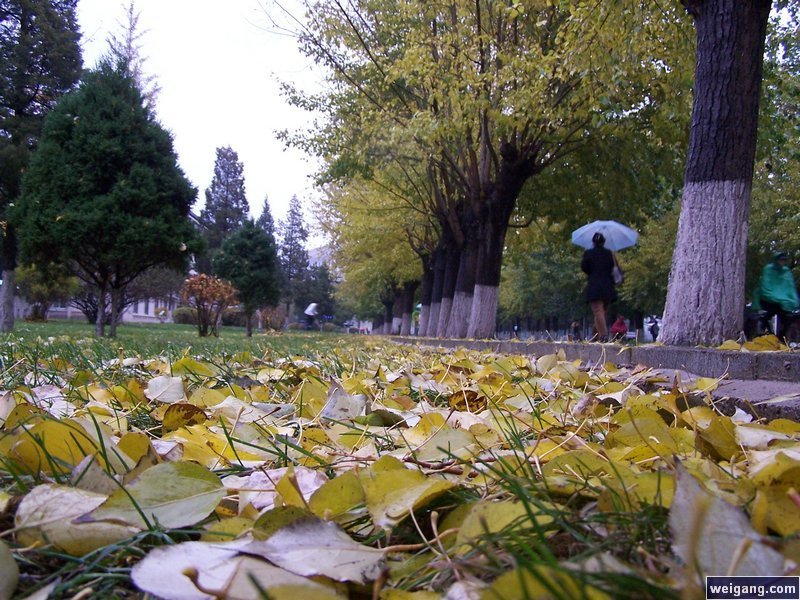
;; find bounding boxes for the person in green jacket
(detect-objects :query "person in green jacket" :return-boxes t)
[753,252,800,339]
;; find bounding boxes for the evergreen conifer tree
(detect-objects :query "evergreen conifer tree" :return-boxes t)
[197,146,249,272]
[12,60,200,337]
[277,195,309,315]
[256,195,276,238]
[0,0,82,331]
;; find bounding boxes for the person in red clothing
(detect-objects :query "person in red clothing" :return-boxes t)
[610,315,628,340]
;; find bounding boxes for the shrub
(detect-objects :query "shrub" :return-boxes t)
[171,306,197,325]
[180,274,238,337]
[222,308,249,328]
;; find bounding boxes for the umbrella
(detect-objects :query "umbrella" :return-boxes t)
[571,220,638,251]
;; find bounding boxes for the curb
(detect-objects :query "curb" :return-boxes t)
[390,336,800,382]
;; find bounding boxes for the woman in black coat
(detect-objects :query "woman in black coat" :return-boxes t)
[580,232,617,341]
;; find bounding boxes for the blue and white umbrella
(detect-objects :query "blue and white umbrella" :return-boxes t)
[571,220,639,251]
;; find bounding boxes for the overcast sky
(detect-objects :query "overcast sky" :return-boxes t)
[76,0,322,223]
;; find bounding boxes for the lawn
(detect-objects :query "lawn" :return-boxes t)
[0,322,797,599]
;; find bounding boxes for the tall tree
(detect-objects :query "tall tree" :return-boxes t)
[660,0,773,345]
[105,0,160,108]
[197,146,249,272]
[213,219,281,336]
[12,60,200,337]
[256,195,276,238]
[0,0,82,332]
[277,195,309,315]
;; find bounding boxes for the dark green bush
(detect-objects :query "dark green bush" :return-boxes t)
[171,306,197,325]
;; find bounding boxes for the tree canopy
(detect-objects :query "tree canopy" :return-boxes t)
[197,145,249,272]
[12,59,200,336]
[213,219,281,336]
[0,0,82,330]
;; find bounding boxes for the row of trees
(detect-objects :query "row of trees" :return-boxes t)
[283,0,798,344]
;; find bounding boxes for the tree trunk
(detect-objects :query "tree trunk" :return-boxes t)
[417,257,433,336]
[468,219,508,338]
[446,240,478,338]
[661,0,771,346]
[435,242,461,336]
[391,289,403,334]
[0,223,18,332]
[425,242,446,337]
[109,288,120,338]
[245,311,253,337]
[400,281,418,336]
[96,286,107,337]
[1,269,15,332]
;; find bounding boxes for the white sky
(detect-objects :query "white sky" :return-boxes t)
[76,0,322,223]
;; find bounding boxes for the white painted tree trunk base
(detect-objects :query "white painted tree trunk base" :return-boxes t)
[446,292,473,338]
[661,180,750,346]
[427,302,441,336]
[401,313,412,335]
[436,299,453,337]
[391,317,402,335]
[418,305,430,337]
[468,284,499,339]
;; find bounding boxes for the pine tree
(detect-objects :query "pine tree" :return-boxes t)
[198,146,249,272]
[277,195,309,313]
[256,195,276,238]
[105,0,160,108]
[0,0,82,331]
[12,60,200,337]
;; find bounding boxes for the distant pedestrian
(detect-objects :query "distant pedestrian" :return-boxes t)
[304,302,318,330]
[648,317,659,341]
[580,232,617,342]
[753,252,799,339]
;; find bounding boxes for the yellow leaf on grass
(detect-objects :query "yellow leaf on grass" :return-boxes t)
[15,484,139,555]
[10,419,101,476]
[201,516,254,542]
[359,455,454,529]
[171,356,216,377]
[79,461,225,529]
[117,432,153,464]
[162,403,207,432]
[309,470,366,519]
[188,386,226,407]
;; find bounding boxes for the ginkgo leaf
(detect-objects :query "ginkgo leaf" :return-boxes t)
[669,462,786,579]
[320,380,367,421]
[10,419,101,476]
[14,484,139,555]
[162,403,207,432]
[78,461,225,529]
[145,376,186,403]
[0,539,19,600]
[359,455,455,529]
[243,513,385,583]
[309,470,366,519]
[171,357,216,377]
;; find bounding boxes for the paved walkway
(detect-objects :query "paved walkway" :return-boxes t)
[390,336,800,421]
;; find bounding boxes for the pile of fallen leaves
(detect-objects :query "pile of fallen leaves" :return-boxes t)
[1,339,799,599]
